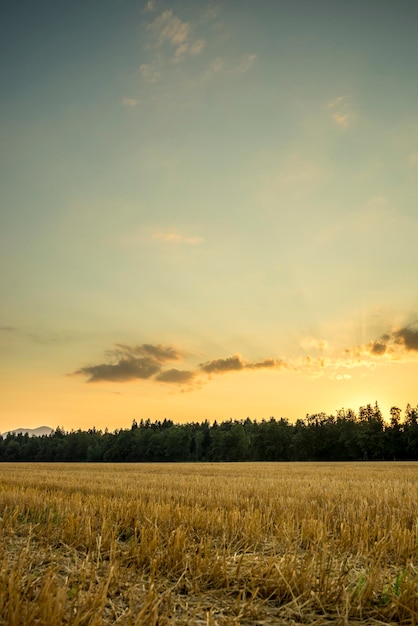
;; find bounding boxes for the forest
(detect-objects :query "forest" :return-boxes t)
[1,402,418,462]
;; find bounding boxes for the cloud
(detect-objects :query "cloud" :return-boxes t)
[300,338,330,352]
[297,352,377,381]
[291,323,418,380]
[332,112,350,128]
[145,9,206,65]
[148,10,191,46]
[200,354,288,375]
[153,232,204,244]
[327,95,353,128]
[237,53,257,73]
[174,39,206,62]
[0,325,80,346]
[369,340,387,356]
[112,343,184,362]
[156,369,195,384]
[75,328,418,391]
[75,356,161,383]
[203,6,219,22]
[139,63,161,83]
[173,43,189,63]
[190,39,206,55]
[200,354,245,374]
[74,336,297,391]
[122,97,138,108]
[341,324,418,363]
[394,326,418,351]
[368,325,418,355]
[206,57,224,75]
[327,96,346,109]
[74,342,184,383]
[144,0,155,11]
[246,358,288,370]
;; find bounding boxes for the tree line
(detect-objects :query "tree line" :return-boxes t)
[1,402,418,462]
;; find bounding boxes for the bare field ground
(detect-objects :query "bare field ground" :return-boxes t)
[0,462,418,625]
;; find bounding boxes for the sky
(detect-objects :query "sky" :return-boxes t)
[1,0,418,432]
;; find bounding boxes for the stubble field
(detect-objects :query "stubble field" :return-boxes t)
[0,462,417,625]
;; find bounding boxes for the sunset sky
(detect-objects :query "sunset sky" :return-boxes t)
[1,0,418,432]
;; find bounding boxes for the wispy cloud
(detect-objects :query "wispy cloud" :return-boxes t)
[138,5,254,93]
[205,57,224,76]
[300,338,330,352]
[327,96,346,110]
[173,39,206,63]
[0,325,80,346]
[145,9,205,64]
[237,53,257,73]
[144,0,155,12]
[327,95,353,128]
[203,6,220,22]
[110,343,184,363]
[122,97,138,108]
[153,232,204,245]
[148,10,191,46]
[139,63,161,83]
[204,52,258,78]
[332,112,350,128]
[290,322,418,380]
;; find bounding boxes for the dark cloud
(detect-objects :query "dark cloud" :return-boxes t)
[199,354,245,374]
[246,358,287,370]
[75,342,292,386]
[75,356,161,383]
[199,354,288,375]
[364,324,418,357]
[0,326,17,333]
[74,342,187,383]
[156,369,195,384]
[369,340,387,356]
[394,326,418,351]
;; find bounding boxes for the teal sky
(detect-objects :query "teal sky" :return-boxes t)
[1,0,418,431]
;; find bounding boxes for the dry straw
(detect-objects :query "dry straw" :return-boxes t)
[0,462,417,624]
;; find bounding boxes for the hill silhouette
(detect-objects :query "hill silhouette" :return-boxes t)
[1,426,53,438]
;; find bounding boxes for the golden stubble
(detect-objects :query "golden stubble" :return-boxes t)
[0,462,417,625]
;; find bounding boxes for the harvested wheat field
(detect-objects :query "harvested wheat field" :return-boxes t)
[0,462,418,625]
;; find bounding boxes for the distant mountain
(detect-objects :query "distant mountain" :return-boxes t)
[2,426,53,438]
